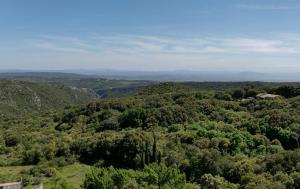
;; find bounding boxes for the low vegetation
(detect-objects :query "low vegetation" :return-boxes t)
[1,81,300,188]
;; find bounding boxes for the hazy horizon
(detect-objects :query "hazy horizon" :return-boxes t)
[1,0,300,73]
[1,69,300,82]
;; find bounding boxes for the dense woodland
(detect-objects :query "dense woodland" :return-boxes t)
[1,80,300,189]
[0,79,97,115]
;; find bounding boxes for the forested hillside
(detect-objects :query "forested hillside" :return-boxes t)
[0,80,96,115]
[0,72,154,98]
[1,82,300,188]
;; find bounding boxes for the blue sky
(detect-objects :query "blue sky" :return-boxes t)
[1,0,300,72]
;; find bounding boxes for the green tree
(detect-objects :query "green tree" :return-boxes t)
[232,89,244,99]
[83,168,114,189]
[200,174,238,189]
[142,163,186,189]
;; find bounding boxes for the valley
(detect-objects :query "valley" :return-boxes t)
[0,76,300,188]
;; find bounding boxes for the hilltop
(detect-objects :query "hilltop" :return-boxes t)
[0,79,96,115]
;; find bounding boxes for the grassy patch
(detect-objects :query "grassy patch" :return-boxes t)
[0,164,90,189]
[0,165,32,183]
[43,163,90,189]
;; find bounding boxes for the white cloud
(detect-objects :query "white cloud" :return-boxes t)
[3,33,297,71]
[222,38,299,53]
[28,34,300,55]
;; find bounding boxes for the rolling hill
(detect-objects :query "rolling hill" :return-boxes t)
[1,82,300,188]
[0,72,155,98]
[0,79,96,115]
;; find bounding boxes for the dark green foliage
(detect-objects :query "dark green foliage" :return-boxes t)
[1,82,300,188]
[83,163,191,189]
[214,92,232,101]
[273,85,300,98]
[4,133,20,147]
[231,89,245,99]
[244,89,258,98]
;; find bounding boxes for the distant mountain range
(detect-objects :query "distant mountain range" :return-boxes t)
[1,70,299,82]
[91,70,300,82]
